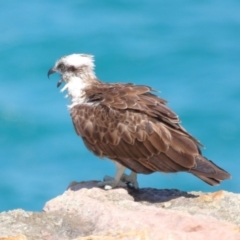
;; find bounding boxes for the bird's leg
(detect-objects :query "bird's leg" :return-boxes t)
[97,162,127,190]
[120,171,139,189]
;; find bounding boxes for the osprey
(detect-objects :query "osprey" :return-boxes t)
[48,54,231,189]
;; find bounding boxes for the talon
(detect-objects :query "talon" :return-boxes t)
[120,172,139,189]
[103,175,114,181]
[97,177,127,189]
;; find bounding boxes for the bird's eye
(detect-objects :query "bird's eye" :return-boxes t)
[58,63,65,71]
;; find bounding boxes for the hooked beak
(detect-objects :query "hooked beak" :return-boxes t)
[47,67,56,78]
[47,67,63,88]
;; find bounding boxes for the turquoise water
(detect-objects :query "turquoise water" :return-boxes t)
[0,1,240,211]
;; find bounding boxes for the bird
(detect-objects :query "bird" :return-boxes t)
[48,53,231,189]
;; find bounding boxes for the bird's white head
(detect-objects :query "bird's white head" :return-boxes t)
[48,54,95,84]
[60,54,95,70]
[48,53,97,105]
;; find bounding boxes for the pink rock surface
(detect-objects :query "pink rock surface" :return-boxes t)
[44,181,240,240]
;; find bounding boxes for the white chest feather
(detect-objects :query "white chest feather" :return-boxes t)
[60,76,89,107]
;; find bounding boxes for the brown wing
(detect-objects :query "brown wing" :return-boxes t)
[70,83,230,185]
[86,83,201,144]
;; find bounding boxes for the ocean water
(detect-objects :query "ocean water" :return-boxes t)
[0,0,240,211]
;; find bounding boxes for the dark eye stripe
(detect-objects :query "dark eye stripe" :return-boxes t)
[67,66,77,71]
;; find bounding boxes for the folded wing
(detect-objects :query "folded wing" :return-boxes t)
[70,83,231,185]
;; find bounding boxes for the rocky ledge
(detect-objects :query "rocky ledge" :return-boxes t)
[0,181,239,240]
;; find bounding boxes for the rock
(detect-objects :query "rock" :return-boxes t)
[0,235,27,240]
[0,181,240,240]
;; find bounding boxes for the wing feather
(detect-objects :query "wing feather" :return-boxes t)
[70,82,230,185]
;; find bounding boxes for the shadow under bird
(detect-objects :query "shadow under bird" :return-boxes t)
[48,54,231,189]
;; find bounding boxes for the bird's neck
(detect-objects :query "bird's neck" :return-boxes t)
[61,72,99,107]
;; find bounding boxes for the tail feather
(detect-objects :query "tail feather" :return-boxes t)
[189,156,231,186]
[190,173,221,186]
